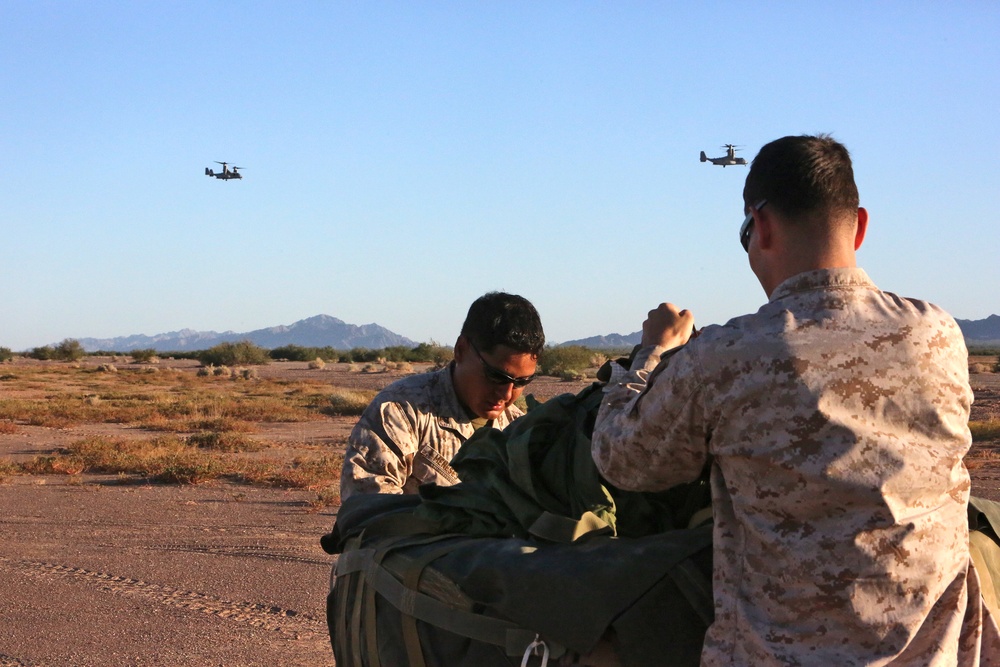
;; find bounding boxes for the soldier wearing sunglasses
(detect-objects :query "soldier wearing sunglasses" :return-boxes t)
[592,135,1000,664]
[341,292,544,500]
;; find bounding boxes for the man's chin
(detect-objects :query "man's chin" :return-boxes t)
[480,404,506,420]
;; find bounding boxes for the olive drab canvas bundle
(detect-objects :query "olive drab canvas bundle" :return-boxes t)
[321,379,1000,666]
[970,496,1000,619]
[321,381,715,666]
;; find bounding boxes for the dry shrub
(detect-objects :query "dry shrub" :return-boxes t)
[361,363,381,374]
[29,415,75,428]
[230,367,259,381]
[29,436,226,484]
[191,417,257,433]
[308,486,340,509]
[138,413,183,432]
[970,362,993,374]
[187,431,263,452]
[247,454,343,490]
[21,455,86,475]
[95,364,118,373]
[0,459,19,482]
[326,388,377,416]
[220,396,307,422]
[308,358,326,370]
[1,364,349,491]
[385,361,414,373]
[590,353,610,368]
[971,420,1000,442]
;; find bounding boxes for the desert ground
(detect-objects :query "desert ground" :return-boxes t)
[1,356,998,666]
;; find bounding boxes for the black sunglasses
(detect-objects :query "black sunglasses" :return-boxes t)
[470,342,535,388]
[740,199,767,252]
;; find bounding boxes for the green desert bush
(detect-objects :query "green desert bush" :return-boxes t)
[341,347,376,363]
[27,345,55,360]
[0,347,13,362]
[270,344,314,362]
[408,342,453,364]
[538,345,595,378]
[27,339,86,362]
[52,339,86,362]
[199,341,270,367]
[269,344,342,362]
[130,348,159,363]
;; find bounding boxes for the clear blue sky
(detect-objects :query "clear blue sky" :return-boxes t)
[3,2,998,351]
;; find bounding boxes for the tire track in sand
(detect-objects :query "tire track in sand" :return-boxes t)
[0,556,325,639]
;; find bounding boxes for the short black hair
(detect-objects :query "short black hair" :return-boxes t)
[460,292,545,356]
[744,134,859,221]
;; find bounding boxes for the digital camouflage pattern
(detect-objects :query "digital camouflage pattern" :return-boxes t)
[341,364,523,501]
[593,268,1000,666]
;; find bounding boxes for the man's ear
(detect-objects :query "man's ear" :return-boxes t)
[854,207,868,251]
[754,208,774,250]
[454,335,467,362]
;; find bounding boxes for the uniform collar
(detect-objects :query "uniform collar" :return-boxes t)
[769,267,875,303]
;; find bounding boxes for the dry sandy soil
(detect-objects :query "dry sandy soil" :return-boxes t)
[1,357,998,666]
[0,359,593,667]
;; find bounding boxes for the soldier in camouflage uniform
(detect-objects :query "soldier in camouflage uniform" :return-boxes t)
[592,135,1000,665]
[341,292,544,500]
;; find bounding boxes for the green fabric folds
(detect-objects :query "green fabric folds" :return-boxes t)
[414,383,711,542]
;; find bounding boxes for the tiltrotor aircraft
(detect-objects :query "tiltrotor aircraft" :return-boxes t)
[700,144,747,167]
[205,161,243,180]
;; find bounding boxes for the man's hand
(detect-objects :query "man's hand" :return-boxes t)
[641,303,695,350]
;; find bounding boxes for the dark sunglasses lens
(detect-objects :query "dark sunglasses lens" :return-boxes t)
[484,365,534,387]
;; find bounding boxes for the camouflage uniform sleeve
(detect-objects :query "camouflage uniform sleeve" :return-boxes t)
[592,343,709,492]
[340,398,419,501]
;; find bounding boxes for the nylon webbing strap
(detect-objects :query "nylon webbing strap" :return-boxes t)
[334,536,365,667]
[338,542,538,655]
[528,510,612,543]
[667,556,714,627]
[349,564,366,666]
[399,538,483,667]
[358,532,454,667]
[365,548,387,667]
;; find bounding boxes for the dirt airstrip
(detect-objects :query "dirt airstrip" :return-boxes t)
[0,358,998,666]
[0,359,593,667]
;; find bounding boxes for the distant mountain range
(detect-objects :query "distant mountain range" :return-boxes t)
[559,332,641,349]
[956,314,1000,346]
[563,314,1000,349]
[75,315,416,353]
[67,312,1000,353]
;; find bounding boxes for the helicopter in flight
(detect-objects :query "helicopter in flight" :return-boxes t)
[205,161,243,180]
[700,144,747,167]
